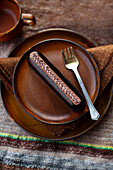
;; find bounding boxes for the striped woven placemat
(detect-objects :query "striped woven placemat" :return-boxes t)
[0,95,113,169]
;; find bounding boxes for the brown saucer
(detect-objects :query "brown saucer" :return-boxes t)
[13,39,99,124]
[1,28,113,140]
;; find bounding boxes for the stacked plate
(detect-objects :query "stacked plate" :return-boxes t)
[1,29,113,140]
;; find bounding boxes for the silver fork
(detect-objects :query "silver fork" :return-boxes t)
[62,46,100,120]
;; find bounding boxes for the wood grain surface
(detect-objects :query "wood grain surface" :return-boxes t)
[19,0,113,45]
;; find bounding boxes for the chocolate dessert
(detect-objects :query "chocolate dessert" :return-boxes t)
[28,51,86,112]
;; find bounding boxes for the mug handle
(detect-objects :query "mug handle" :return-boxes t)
[21,13,36,26]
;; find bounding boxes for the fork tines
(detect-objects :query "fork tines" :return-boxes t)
[62,46,78,64]
[62,46,77,58]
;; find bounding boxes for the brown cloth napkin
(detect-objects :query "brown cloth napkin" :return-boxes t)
[0,45,113,136]
[0,45,112,94]
[87,45,113,93]
[0,57,19,93]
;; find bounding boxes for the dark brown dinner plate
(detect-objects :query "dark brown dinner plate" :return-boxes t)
[1,28,113,140]
[13,39,99,124]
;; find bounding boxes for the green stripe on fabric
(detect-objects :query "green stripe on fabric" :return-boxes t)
[0,132,113,151]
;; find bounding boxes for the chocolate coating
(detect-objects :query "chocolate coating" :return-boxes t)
[28,51,86,111]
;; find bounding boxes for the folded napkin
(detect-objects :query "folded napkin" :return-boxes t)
[87,45,113,93]
[0,57,19,93]
[0,45,113,136]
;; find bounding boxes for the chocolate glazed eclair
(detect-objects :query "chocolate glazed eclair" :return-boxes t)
[28,51,86,112]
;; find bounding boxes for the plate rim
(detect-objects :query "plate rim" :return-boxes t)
[12,38,100,124]
[1,81,113,141]
[1,28,113,140]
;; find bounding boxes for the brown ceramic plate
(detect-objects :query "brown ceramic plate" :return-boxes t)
[1,28,113,140]
[13,39,99,124]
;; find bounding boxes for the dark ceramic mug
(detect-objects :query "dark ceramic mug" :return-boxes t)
[0,0,36,42]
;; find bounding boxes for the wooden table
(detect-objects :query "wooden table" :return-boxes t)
[0,0,113,169]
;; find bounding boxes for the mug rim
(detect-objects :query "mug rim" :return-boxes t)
[0,0,21,36]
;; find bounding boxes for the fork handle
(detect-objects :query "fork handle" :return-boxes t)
[73,67,100,120]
